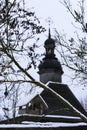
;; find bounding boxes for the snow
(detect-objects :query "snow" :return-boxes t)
[0,122,87,128]
[39,95,48,108]
[46,81,67,86]
[46,81,87,112]
[0,109,5,121]
[16,81,87,111]
[45,115,80,119]
[15,113,81,119]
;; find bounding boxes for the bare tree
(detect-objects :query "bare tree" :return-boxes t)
[0,0,45,119]
[55,0,87,85]
[0,0,87,123]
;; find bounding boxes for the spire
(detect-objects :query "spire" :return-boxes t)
[48,28,51,39]
[47,17,52,39]
[38,23,63,83]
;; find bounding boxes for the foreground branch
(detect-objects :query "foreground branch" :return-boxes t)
[0,80,36,84]
[34,81,87,123]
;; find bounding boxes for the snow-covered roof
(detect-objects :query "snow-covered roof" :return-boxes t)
[39,95,48,108]
[17,81,87,115]
[0,122,87,128]
[45,115,80,119]
[17,81,65,107]
[46,81,84,104]
[46,81,67,86]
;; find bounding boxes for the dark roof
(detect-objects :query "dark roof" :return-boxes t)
[39,58,63,74]
[44,28,55,46]
[44,38,55,46]
[38,28,63,74]
[41,82,87,116]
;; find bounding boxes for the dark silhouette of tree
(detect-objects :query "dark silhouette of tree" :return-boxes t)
[0,0,45,118]
[55,0,87,85]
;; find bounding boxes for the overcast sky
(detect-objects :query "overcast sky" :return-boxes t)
[23,0,87,99]
[24,0,77,83]
[25,0,75,34]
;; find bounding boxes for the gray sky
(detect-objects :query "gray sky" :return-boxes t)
[25,0,75,34]
[24,0,87,99]
[24,0,78,83]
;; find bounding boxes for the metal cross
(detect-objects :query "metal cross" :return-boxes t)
[46,17,53,28]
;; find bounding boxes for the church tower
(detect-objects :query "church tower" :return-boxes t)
[38,29,63,84]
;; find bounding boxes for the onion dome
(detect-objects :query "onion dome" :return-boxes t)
[44,29,55,46]
[38,28,63,74]
[39,57,63,74]
[38,28,63,83]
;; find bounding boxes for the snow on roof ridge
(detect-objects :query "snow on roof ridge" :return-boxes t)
[46,81,67,86]
[39,95,48,108]
[45,115,81,119]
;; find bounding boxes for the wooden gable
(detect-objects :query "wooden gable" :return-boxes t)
[18,94,48,115]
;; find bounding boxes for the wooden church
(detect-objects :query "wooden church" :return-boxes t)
[17,29,87,121]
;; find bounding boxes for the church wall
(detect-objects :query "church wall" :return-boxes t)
[40,71,62,84]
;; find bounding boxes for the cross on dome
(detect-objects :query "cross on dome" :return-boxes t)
[46,17,53,38]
